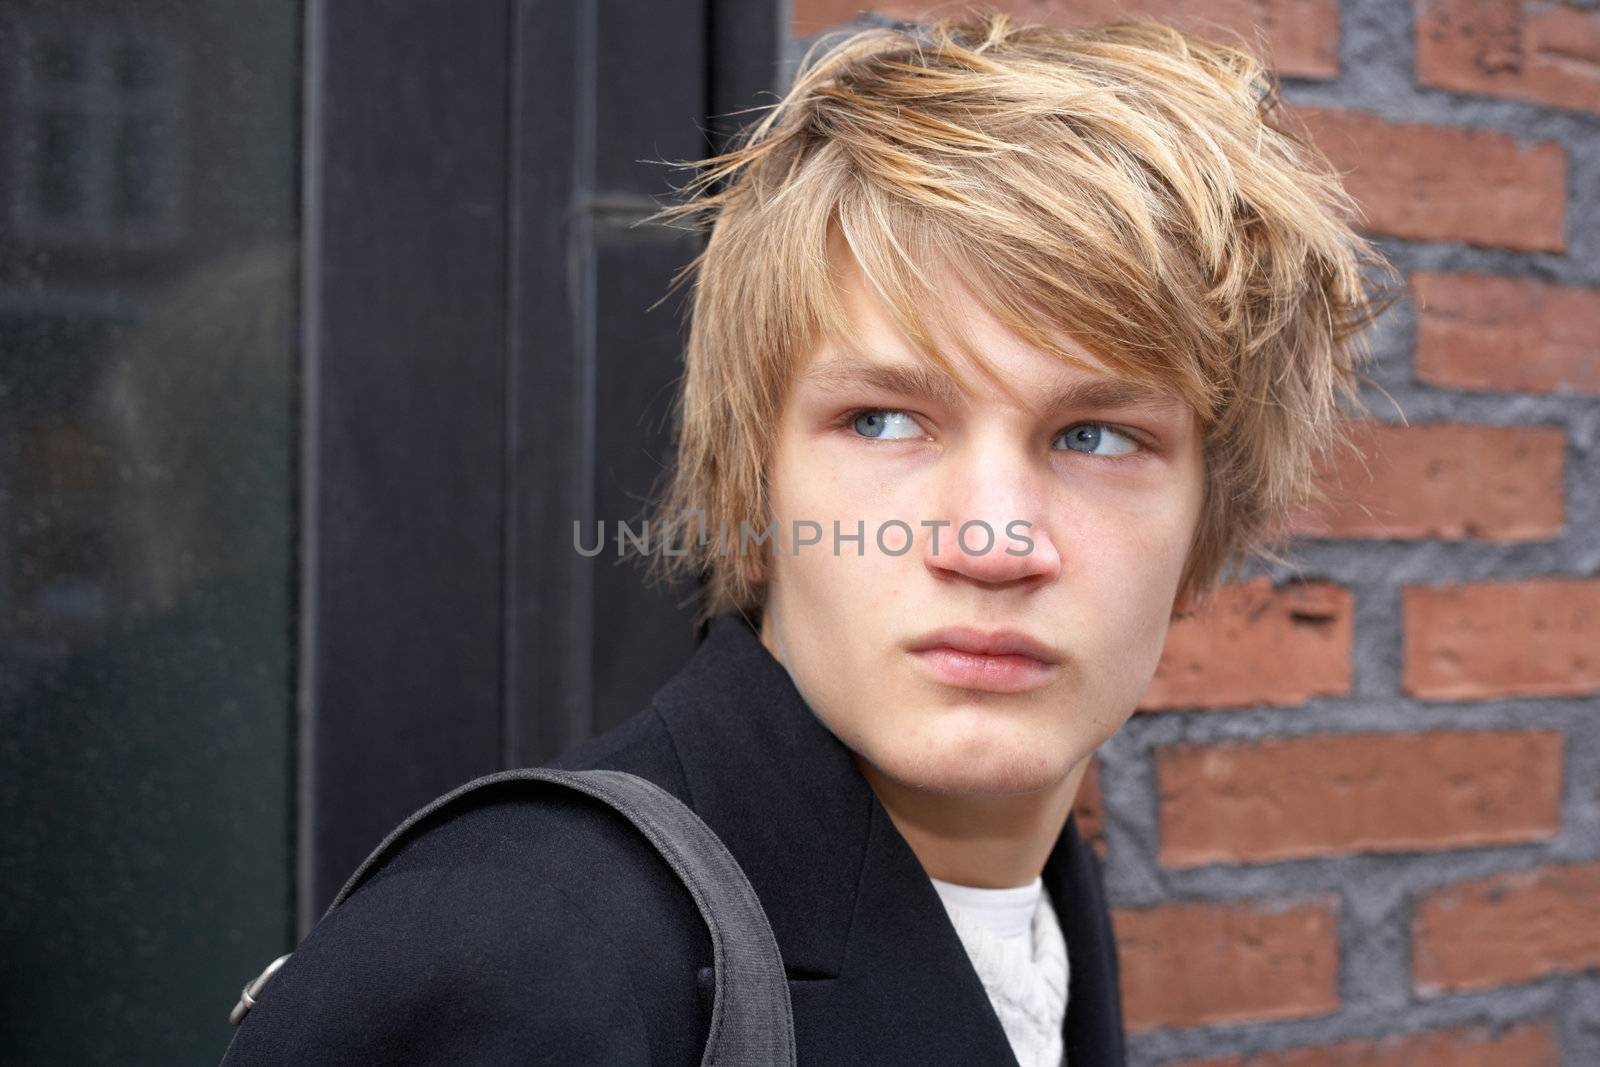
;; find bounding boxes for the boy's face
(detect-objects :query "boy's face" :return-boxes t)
[757,246,1205,798]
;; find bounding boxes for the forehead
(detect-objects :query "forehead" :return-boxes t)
[798,346,1191,422]
[797,226,1191,420]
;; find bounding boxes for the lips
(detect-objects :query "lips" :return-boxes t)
[906,626,1062,665]
[905,626,1061,693]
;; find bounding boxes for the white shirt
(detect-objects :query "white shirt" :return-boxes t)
[929,875,1068,1067]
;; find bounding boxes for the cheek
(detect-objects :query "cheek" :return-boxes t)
[1064,489,1192,575]
[1055,488,1196,664]
[772,439,917,557]
[764,445,883,601]
[762,455,917,672]
[1084,459,1202,570]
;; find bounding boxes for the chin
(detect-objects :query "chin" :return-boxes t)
[873,729,1073,797]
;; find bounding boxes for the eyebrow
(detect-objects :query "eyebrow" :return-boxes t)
[803,355,968,409]
[801,353,1188,418]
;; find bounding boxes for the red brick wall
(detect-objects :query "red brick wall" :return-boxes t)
[791,3,1598,1062]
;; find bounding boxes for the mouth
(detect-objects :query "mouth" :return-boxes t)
[905,626,1060,694]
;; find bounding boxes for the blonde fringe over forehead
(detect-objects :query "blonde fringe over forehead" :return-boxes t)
[643,10,1401,627]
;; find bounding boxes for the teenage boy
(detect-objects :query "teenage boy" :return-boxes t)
[220,12,1394,1066]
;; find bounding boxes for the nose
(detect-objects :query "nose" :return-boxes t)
[921,437,1062,589]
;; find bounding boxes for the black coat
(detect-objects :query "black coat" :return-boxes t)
[219,611,1128,1065]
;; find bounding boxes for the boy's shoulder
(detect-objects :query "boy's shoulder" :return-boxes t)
[221,703,715,1066]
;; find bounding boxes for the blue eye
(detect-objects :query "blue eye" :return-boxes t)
[852,409,923,440]
[1055,423,1138,457]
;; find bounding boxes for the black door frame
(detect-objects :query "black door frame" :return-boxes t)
[297,0,781,931]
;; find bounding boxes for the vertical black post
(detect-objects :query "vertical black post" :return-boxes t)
[301,0,783,924]
[300,0,512,927]
[505,0,782,766]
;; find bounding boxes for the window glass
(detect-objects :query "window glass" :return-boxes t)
[0,2,299,1061]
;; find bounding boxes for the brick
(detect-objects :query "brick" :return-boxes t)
[1413,272,1600,395]
[1414,862,1600,993]
[790,0,1340,79]
[1287,420,1565,542]
[1403,577,1600,700]
[1073,756,1107,860]
[1114,897,1339,1031]
[1156,731,1563,868]
[1417,0,1600,116]
[1171,1019,1558,1067]
[1141,579,1351,711]
[1289,107,1566,251]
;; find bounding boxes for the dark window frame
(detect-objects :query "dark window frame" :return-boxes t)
[298,0,780,929]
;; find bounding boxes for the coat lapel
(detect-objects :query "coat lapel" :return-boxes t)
[574,611,1124,1063]
[1048,812,1129,1064]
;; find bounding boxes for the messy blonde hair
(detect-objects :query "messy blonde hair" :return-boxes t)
[641,9,1399,628]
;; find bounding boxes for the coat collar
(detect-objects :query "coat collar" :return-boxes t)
[596,610,1124,1063]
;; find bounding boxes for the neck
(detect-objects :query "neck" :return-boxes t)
[852,750,1088,888]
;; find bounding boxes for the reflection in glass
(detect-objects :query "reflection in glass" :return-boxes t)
[0,2,300,1062]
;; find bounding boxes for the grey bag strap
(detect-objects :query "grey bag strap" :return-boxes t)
[232,767,797,1066]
